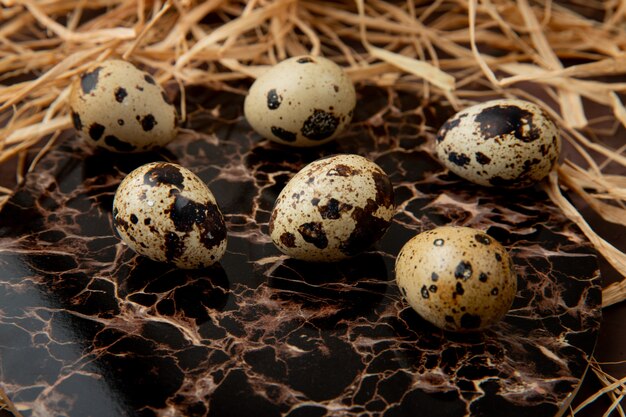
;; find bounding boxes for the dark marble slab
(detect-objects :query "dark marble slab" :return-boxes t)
[0,87,601,417]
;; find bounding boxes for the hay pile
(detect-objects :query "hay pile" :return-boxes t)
[1,0,626,414]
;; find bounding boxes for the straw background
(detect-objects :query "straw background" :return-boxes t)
[1,0,626,415]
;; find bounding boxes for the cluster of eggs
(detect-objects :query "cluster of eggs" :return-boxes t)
[70,56,561,332]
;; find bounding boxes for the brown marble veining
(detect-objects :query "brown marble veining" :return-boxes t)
[0,86,601,417]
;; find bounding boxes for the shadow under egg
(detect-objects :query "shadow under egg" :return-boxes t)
[266,252,390,321]
[117,256,231,320]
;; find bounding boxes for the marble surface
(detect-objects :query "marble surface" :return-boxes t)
[0,87,601,417]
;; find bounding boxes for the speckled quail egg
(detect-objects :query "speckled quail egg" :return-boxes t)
[69,59,178,152]
[113,162,227,269]
[269,154,394,261]
[395,226,517,332]
[435,99,560,188]
[244,55,356,147]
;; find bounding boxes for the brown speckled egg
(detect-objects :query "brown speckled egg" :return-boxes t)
[435,99,560,188]
[244,55,356,147]
[395,226,517,332]
[269,154,394,261]
[69,59,177,152]
[113,162,226,269]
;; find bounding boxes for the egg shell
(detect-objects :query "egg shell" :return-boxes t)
[395,226,517,332]
[113,162,227,269]
[269,154,395,261]
[244,55,356,147]
[69,59,178,152]
[435,99,560,188]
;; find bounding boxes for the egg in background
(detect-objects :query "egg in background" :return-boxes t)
[244,56,356,147]
[69,59,178,152]
[435,99,560,188]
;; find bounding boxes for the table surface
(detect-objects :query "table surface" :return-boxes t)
[2,91,624,415]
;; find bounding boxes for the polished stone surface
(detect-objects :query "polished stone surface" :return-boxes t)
[0,87,601,417]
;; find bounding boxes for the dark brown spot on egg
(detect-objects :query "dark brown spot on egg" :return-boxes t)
[144,74,156,85]
[436,116,462,142]
[140,114,157,131]
[297,222,328,249]
[495,253,502,262]
[456,282,465,295]
[114,87,127,103]
[113,208,128,231]
[327,164,358,177]
[445,315,455,324]
[164,232,185,262]
[339,199,391,256]
[521,158,541,175]
[117,119,125,126]
[170,195,226,250]
[460,313,481,329]
[474,234,491,245]
[475,104,540,142]
[429,285,437,293]
[448,152,470,167]
[454,261,473,281]
[333,85,339,93]
[80,67,101,94]
[144,163,185,189]
[400,286,407,297]
[144,218,151,226]
[105,135,136,152]
[280,232,296,248]
[421,285,430,299]
[475,152,491,165]
[297,57,314,63]
[130,214,138,224]
[318,198,353,220]
[310,198,320,206]
[266,89,282,110]
[71,111,82,130]
[301,109,339,141]
[479,272,488,282]
[271,126,296,142]
[89,123,105,141]
[491,287,499,295]
[431,272,439,281]
[372,170,394,207]
[136,85,144,91]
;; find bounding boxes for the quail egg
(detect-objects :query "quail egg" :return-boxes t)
[69,59,178,152]
[395,226,517,332]
[435,99,560,188]
[269,154,394,261]
[113,162,227,269]
[244,55,356,147]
